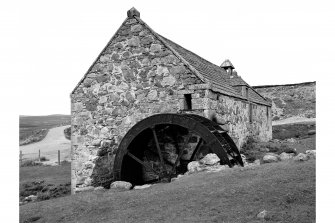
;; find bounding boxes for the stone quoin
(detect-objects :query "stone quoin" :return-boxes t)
[70,7,272,194]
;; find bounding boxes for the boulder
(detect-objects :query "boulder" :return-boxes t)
[25,195,37,202]
[94,186,105,191]
[253,159,261,165]
[308,130,316,135]
[279,152,294,161]
[205,165,229,173]
[293,153,309,161]
[110,181,132,190]
[287,138,297,143]
[75,186,94,193]
[200,153,220,166]
[187,161,201,173]
[262,153,279,163]
[257,210,268,219]
[305,150,316,159]
[134,184,151,190]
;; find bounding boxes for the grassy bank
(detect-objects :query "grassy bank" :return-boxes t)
[20,159,315,223]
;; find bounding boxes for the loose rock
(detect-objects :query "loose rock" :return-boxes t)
[287,138,297,143]
[25,195,37,202]
[257,210,268,219]
[75,186,94,193]
[134,184,151,190]
[305,150,316,159]
[187,161,201,173]
[110,181,132,190]
[293,153,309,161]
[308,130,316,135]
[94,186,105,191]
[200,153,220,166]
[262,153,279,163]
[279,152,294,161]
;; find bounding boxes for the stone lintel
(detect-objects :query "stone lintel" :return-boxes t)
[177,90,195,95]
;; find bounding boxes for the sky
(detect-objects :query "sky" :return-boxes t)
[1,0,334,115]
[1,1,335,219]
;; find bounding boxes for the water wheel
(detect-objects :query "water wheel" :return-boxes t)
[113,113,243,186]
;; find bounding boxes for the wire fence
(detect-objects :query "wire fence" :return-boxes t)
[19,149,70,166]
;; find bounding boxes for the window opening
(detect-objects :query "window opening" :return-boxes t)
[184,94,192,110]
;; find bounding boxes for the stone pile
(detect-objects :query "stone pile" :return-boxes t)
[261,150,315,163]
[186,153,229,174]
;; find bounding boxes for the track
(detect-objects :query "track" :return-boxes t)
[19,125,71,164]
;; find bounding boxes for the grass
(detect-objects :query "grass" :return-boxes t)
[20,162,71,203]
[20,162,70,185]
[273,122,315,140]
[20,160,315,223]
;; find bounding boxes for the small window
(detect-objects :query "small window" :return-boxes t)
[184,94,192,110]
[266,107,269,119]
[249,103,253,123]
[246,88,249,99]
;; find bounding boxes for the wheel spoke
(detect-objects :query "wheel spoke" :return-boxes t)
[171,133,191,174]
[126,152,160,175]
[190,138,203,161]
[151,127,167,173]
[146,149,174,166]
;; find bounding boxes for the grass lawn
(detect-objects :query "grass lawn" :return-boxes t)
[20,159,315,223]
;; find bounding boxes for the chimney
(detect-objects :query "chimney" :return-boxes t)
[127,7,140,18]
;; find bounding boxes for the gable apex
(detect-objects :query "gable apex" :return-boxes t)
[127,7,140,18]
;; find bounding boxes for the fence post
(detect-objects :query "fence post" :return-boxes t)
[20,151,22,166]
[58,150,60,166]
[39,150,41,162]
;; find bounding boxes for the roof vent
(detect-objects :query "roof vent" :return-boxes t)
[127,7,140,18]
[220,59,235,70]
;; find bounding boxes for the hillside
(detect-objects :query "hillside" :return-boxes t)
[19,114,70,143]
[20,160,315,223]
[254,82,315,123]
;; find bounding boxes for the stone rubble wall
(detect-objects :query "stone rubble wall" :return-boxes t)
[205,90,272,148]
[71,17,205,192]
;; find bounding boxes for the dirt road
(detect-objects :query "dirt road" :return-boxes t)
[20,125,71,164]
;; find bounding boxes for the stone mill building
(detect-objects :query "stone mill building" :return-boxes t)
[70,8,272,193]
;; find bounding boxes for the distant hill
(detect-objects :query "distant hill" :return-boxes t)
[20,114,71,142]
[254,82,315,122]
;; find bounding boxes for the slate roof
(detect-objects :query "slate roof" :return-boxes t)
[155,34,270,106]
[158,35,242,98]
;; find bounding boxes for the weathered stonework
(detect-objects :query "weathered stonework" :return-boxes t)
[70,10,272,193]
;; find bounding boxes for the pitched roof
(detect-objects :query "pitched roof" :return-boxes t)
[155,34,270,106]
[158,34,242,98]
